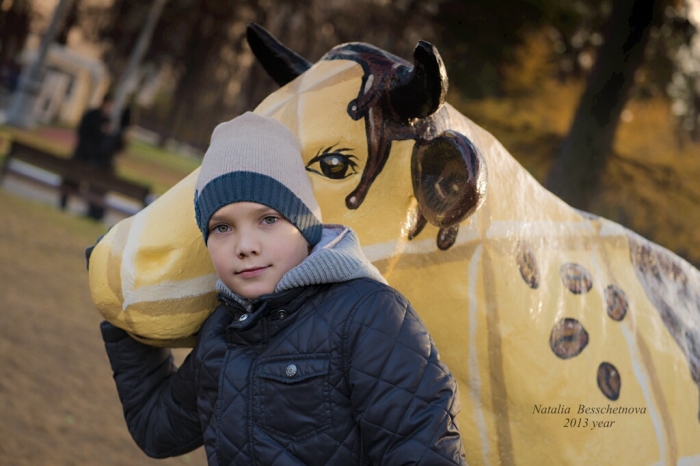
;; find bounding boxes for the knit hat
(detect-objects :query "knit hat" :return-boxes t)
[194,112,323,245]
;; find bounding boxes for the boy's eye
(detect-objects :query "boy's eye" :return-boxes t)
[305,144,358,180]
[212,224,229,233]
[262,216,278,225]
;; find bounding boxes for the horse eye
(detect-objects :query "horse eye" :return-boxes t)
[319,154,356,179]
[306,148,358,180]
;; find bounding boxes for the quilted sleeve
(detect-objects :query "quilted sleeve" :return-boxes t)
[344,288,467,465]
[101,321,203,458]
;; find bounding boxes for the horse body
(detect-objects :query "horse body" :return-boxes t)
[88,25,700,464]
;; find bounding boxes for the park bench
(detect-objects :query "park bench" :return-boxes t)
[0,139,151,216]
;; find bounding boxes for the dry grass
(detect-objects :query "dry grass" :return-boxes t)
[0,190,205,466]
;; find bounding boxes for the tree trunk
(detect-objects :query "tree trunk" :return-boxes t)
[56,1,79,45]
[0,0,31,70]
[108,0,168,134]
[545,0,662,210]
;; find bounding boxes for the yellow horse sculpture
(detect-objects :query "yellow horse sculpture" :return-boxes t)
[88,23,700,465]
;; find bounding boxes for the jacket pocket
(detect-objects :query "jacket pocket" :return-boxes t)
[257,355,331,442]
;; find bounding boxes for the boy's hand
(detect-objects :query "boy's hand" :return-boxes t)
[100,320,130,342]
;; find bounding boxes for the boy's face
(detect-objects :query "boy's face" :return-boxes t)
[206,202,310,300]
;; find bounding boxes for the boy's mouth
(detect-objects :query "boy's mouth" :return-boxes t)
[236,266,269,278]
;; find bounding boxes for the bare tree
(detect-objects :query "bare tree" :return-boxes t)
[108,0,168,134]
[545,0,664,210]
[0,0,32,72]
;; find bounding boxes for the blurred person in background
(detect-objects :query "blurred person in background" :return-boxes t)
[60,94,131,220]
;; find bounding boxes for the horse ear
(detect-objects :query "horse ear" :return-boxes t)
[389,41,448,121]
[411,131,487,232]
[246,22,312,86]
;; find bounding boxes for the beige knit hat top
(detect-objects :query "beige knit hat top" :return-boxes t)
[194,112,322,245]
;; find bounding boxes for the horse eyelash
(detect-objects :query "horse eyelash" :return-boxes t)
[307,144,357,165]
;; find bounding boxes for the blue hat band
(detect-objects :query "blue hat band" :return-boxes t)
[195,171,322,246]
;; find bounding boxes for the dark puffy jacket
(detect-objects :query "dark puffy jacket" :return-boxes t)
[73,108,108,166]
[102,277,466,465]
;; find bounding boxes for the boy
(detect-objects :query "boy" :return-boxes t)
[100,112,467,465]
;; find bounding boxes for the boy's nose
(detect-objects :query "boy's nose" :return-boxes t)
[236,231,260,258]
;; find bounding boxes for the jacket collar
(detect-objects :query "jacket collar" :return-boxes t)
[275,224,386,292]
[219,285,314,346]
